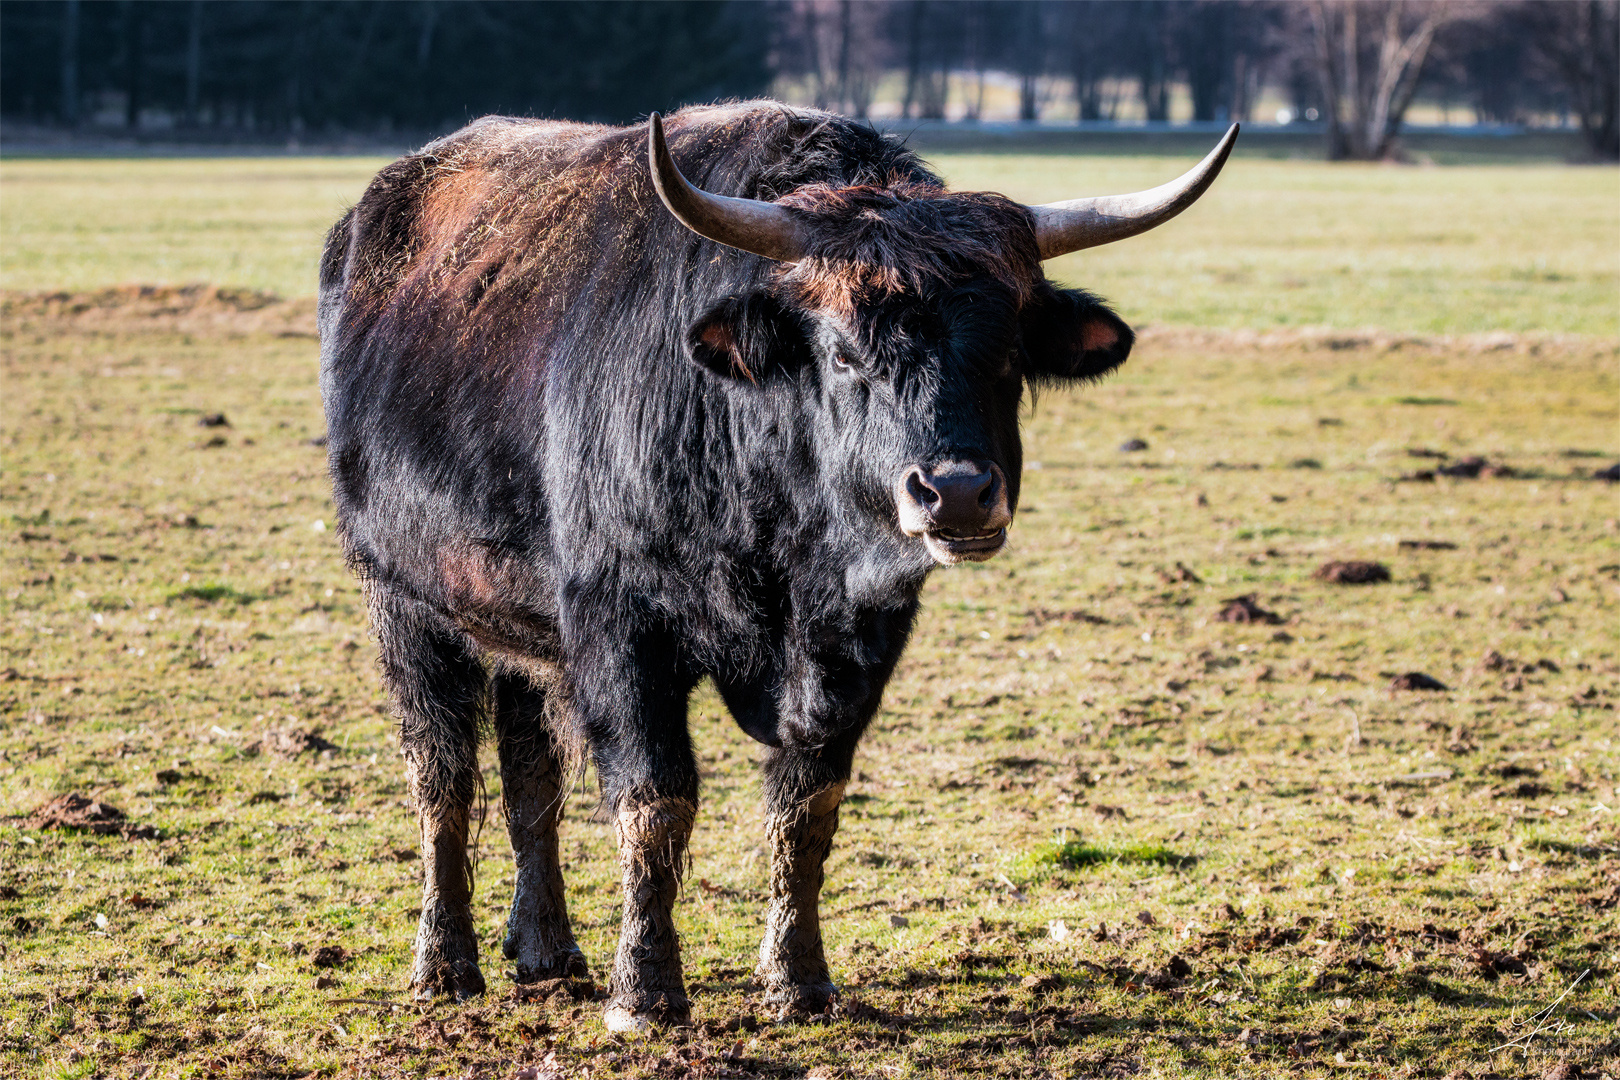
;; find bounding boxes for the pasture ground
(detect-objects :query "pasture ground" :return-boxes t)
[0,151,1617,1080]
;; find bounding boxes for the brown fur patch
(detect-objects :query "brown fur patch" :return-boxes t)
[437,543,504,609]
[434,543,560,659]
[776,181,1041,320]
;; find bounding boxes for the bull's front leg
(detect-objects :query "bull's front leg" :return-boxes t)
[754,726,865,1018]
[605,792,696,1032]
[567,619,701,1033]
[757,774,844,1016]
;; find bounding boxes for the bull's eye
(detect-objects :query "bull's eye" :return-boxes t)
[833,353,853,370]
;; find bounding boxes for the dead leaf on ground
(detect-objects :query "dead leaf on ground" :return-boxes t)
[510,977,596,1004]
[1156,562,1202,585]
[1469,946,1529,979]
[1020,972,1062,995]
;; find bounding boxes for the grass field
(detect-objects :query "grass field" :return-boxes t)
[1,147,1617,1080]
[2,152,1616,334]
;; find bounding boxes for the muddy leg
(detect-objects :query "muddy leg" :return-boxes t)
[603,792,696,1032]
[564,616,699,1032]
[371,587,488,1001]
[757,749,850,1017]
[493,671,587,981]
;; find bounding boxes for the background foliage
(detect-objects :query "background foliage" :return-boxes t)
[1,0,1616,159]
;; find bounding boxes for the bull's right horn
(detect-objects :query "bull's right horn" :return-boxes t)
[1030,123,1239,259]
[647,113,808,263]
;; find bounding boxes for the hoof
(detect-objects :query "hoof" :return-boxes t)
[514,949,589,983]
[761,980,836,1020]
[603,1004,652,1035]
[411,959,486,1002]
[602,992,690,1034]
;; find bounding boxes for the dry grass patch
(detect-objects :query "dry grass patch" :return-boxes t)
[2,293,1617,1079]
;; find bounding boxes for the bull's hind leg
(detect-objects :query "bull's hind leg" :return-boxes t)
[755,742,853,1017]
[492,670,587,982]
[370,587,488,1000]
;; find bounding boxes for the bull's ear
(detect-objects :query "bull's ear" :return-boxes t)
[686,292,804,384]
[1021,288,1134,382]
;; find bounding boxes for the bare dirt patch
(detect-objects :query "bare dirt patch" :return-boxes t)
[1,284,316,336]
[24,793,158,839]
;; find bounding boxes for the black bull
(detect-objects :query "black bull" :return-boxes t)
[318,101,1236,1031]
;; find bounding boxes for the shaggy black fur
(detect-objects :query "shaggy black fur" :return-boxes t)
[319,100,1134,1009]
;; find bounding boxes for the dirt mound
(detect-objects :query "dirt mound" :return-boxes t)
[257,725,340,760]
[1216,595,1282,624]
[2,284,317,337]
[1390,672,1448,691]
[1314,561,1391,584]
[26,793,159,839]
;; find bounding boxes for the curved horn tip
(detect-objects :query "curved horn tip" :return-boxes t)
[643,109,808,263]
[1032,124,1242,260]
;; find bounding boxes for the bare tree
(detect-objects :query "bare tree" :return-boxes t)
[1310,0,1449,160]
[1124,1,1171,122]
[1521,0,1619,160]
[782,0,883,116]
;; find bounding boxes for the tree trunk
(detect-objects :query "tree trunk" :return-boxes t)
[123,0,144,131]
[60,0,79,126]
[417,1,439,67]
[185,0,202,127]
[836,0,852,115]
[804,4,829,112]
[902,0,924,119]
[1526,0,1619,161]
[1312,0,1444,161]
[962,1,985,121]
[1186,3,1232,123]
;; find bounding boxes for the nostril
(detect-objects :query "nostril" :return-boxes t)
[905,469,939,506]
[976,470,998,509]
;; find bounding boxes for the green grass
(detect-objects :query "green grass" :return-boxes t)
[2,153,1616,334]
[1,153,1617,1077]
[1016,840,1188,876]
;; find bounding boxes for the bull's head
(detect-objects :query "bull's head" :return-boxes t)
[648,113,1237,567]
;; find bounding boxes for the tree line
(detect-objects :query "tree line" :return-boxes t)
[1,0,1614,160]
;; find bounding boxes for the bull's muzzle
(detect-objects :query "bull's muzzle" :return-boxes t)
[896,460,1012,565]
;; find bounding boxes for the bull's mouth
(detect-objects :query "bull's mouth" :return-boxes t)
[923,527,1007,565]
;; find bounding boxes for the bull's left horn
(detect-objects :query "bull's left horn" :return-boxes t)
[1030,123,1239,259]
[647,113,808,263]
